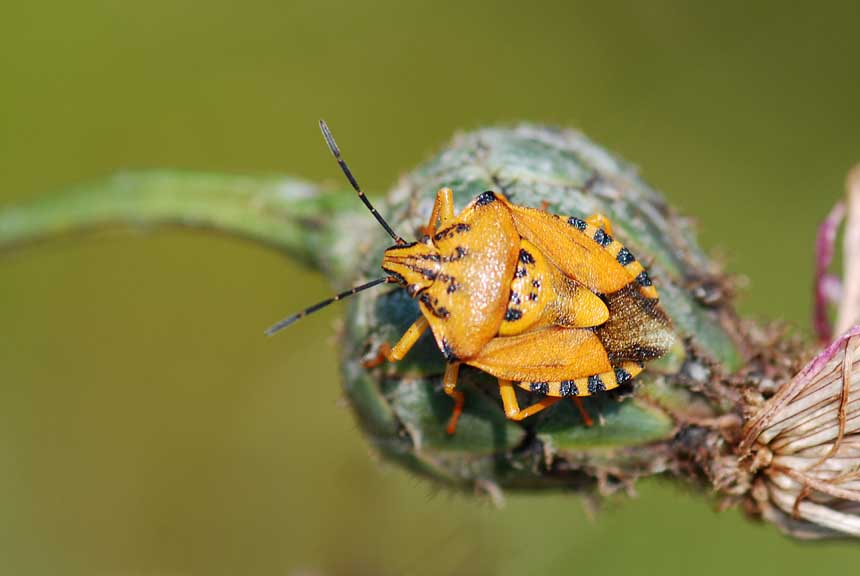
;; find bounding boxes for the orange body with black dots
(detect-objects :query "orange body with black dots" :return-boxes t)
[269,122,674,435]
[373,187,674,433]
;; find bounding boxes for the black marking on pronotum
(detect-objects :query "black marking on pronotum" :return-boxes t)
[475,190,497,206]
[419,292,450,319]
[614,367,632,385]
[530,382,549,395]
[636,270,653,287]
[593,228,612,247]
[441,338,458,362]
[568,216,587,230]
[265,277,391,336]
[441,246,468,262]
[617,247,635,265]
[559,380,578,396]
[515,268,528,279]
[434,223,471,242]
[438,274,459,294]
[504,309,523,322]
[587,374,606,394]
[519,249,536,264]
[319,120,405,245]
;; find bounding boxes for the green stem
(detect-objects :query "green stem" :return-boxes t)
[0,170,361,279]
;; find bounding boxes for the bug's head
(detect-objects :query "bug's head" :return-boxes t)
[266,121,432,336]
[381,240,441,297]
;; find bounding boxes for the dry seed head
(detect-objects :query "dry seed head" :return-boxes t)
[741,329,860,538]
[739,166,860,539]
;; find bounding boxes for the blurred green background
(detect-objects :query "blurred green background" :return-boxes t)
[2,1,860,574]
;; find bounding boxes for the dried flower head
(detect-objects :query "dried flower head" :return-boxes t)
[739,167,860,539]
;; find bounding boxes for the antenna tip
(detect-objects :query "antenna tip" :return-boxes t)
[264,317,295,337]
[319,119,339,156]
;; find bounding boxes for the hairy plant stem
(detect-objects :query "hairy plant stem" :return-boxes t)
[0,171,361,280]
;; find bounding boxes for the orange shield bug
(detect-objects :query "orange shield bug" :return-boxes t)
[268,121,674,434]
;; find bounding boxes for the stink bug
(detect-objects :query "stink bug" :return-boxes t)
[268,121,674,434]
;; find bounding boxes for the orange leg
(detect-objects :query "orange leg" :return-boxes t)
[572,397,594,427]
[362,316,430,368]
[421,187,455,237]
[498,379,562,421]
[586,213,614,235]
[444,362,464,434]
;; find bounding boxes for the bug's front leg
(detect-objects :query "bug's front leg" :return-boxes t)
[421,187,455,237]
[363,316,430,368]
[498,380,561,421]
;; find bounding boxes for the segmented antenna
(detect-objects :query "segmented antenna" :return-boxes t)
[319,120,406,245]
[265,277,391,336]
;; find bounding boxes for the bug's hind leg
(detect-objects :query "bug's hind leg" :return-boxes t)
[421,187,456,237]
[443,362,464,434]
[572,398,594,427]
[363,316,430,368]
[585,213,614,235]
[498,380,561,421]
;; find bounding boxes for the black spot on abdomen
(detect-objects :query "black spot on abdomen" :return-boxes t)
[505,309,523,322]
[614,367,632,385]
[530,382,549,395]
[587,374,606,394]
[568,216,586,230]
[617,247,635,265]
[559,380,578,396]
[593,228,612,247]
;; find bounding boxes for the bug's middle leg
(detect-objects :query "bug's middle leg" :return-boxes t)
[363,316,430,368]
[572,397,594,427]
[498,379,561,421]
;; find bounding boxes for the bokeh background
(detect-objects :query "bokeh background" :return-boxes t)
[3,1,860,574]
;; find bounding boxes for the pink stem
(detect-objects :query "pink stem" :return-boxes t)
[814,201,845,343]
